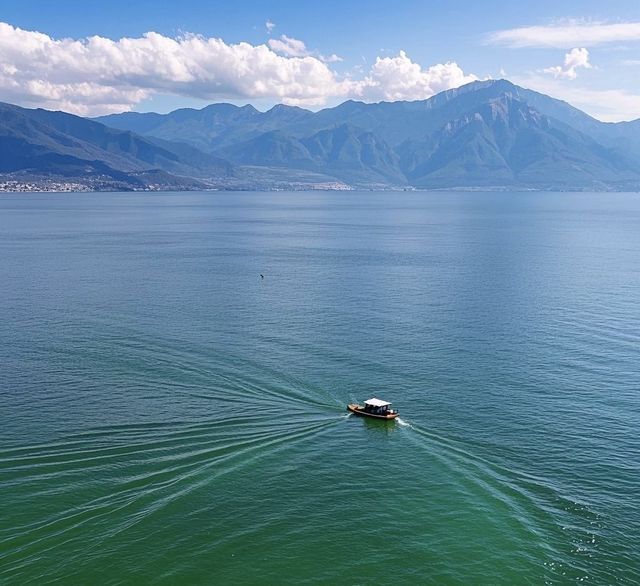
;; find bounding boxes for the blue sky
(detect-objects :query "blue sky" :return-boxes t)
[1,0,640,120]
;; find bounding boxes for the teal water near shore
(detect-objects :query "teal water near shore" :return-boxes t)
[1,191,639,584]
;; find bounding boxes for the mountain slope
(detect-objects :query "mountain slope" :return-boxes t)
[400,94,640,189]
[218,124,405,186]
[96,103,314,152]
[14,79,640,190]
[302,124,405,184]
[437,80,640,160]
[0,102,232,188]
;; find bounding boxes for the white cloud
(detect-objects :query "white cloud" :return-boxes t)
[268,35,308,57]
[0,22,477,115]
[265,20,276,34]
[268,35,343,64]
[358,51,477,101]
[487,20,640,48]
[320,53,343,64]
[0,23,347,114]
[543,47,592,80]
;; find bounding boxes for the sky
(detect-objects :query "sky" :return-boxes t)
[1,0,640,121]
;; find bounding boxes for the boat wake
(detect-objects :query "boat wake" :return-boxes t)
[391,417,604,581]
[0,338,353,581]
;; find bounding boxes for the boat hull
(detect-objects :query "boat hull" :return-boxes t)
[347,404,399,420]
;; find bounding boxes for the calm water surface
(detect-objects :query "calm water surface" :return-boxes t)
[1,191,639,584]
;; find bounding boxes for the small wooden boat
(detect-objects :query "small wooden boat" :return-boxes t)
[347,398,399,420]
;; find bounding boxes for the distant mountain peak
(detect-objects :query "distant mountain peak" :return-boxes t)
[83,80,640,191]
[469,78,516,91]
[202,102,242,111]
[266,103,307,114]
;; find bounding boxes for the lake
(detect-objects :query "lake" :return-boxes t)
[1,190,639,584]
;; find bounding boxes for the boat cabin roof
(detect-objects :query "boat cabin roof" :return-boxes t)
[364,398,391,407]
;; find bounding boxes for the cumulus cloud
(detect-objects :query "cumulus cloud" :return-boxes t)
[265,20,276,34]
[268,35,343,64]
[0,22,477,115]
[487,20,640,48]
[543,47,592,80]
[0,23,347,114]
[359,51,477,101]
[320,53,343,63]
[268,34,308,57]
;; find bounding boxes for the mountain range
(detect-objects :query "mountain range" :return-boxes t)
[2,79,640,191]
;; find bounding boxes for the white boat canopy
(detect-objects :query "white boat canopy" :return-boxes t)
[364,398,391,407]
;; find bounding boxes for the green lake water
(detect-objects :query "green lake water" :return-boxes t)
[1,191,639,584]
